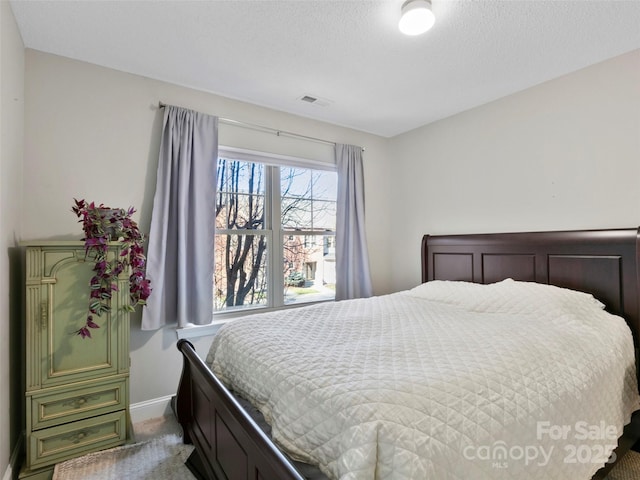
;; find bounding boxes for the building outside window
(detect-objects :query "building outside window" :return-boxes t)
[214,153,337,313]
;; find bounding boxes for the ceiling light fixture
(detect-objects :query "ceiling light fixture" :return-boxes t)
[398,0,435,36]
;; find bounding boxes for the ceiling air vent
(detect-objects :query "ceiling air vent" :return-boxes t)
[298,94,332,107]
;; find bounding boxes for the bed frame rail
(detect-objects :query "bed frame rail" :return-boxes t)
[176,339,304,480]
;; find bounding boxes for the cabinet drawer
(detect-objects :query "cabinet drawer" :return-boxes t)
[28,410,127,469]
[30,378,127,430]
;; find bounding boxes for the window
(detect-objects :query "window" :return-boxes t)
[214,154,337,313]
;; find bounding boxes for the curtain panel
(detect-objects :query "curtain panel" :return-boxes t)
[142,106,218,330]
[335,143,373,300]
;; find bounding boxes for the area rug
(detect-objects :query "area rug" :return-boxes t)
[52,433,195,480]
[606,450,640,480]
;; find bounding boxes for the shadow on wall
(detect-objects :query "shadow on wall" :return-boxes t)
[9,245,25,464]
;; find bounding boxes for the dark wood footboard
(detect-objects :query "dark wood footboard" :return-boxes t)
[176,339,304,480]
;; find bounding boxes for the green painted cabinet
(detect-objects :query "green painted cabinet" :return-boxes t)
[20,242,131,479]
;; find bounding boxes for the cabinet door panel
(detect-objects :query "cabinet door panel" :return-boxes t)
[42,249,119,386]
[27,246,122,389]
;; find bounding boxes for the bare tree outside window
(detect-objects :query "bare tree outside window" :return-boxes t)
[215,159,266,309]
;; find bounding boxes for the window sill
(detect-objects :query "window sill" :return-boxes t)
[174,300,333,340]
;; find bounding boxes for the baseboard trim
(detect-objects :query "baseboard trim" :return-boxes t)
[129,395,174,424]
[2,463,11,480]
[3,432,23,480]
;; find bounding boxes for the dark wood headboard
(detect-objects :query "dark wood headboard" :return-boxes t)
[422,228,640,342]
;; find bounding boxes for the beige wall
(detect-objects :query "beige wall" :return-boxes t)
[22,49,392,405]
[389,49,640,291]
[0,0,24,476]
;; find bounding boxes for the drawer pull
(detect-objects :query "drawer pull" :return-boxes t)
[72,431,87,443]
[62,428,94,444]
[61,394,98,409]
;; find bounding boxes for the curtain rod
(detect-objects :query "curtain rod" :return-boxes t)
[158,102,364,151]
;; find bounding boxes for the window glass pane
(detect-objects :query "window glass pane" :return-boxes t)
[283,234,335,305]
[312,171,338,201]
[281,168,337,232]
[214,233,268,311]
[216,158,265,230]
[312,200,337,231]
[281,167,311,198]
[282,197,312,230]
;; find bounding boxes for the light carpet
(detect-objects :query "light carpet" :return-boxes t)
[52,433,195,480]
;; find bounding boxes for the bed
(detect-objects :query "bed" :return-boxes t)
[175,227,640,480]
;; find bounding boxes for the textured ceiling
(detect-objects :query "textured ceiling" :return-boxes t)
[9,0,640,137]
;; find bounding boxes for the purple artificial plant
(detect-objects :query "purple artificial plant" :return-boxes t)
[72,198,151,338]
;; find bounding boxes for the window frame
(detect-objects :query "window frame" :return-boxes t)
[213,146,337,319]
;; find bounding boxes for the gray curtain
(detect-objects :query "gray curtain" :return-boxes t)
[335,143,373,300]
[141,106,218,330]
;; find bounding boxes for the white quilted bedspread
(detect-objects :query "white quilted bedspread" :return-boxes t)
[207,280,640,480]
